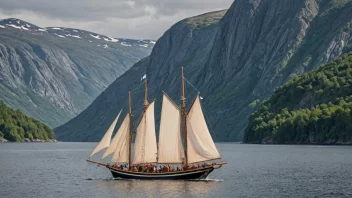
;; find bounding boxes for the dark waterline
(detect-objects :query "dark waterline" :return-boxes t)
[0,143,351,197]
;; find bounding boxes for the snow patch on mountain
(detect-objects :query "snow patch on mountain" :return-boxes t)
[6,24,22,29]
[70,35,81,39]
[103,36,119,42]
[54,33,65,38]
[21,26,29,30]
[121,42,132,46]
[108,36,118,42]
[90,34,101,39]
[0,18,156,51]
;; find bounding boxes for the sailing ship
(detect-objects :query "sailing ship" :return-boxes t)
[87,67,226,180]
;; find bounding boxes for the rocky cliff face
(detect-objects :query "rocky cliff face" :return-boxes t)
[203,0,352,140]
[0,18,154,127]
[55,0,352,142]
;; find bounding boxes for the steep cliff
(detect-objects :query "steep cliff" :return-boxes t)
[56,0,352,142]
[0,18,154,127]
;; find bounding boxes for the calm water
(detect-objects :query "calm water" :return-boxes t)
[0,143,351,198]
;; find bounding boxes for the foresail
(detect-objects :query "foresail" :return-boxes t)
[158,93,184,163]
[111,115,130,162]
[89,110,122,158]
[102,114,129,159]
[133,101,157,164]
[187,96,220,163]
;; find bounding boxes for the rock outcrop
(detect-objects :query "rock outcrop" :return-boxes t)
[0,137,8,143]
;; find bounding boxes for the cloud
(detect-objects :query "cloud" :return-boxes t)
[0,0,234,39]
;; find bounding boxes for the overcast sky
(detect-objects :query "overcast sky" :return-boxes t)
[0,0,234,39]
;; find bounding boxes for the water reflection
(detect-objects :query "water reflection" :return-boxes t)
[95,178,220,197]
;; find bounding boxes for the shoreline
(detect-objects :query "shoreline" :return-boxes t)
[0,137,57,143]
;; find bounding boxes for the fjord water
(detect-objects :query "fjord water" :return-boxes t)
[0,143,351,197]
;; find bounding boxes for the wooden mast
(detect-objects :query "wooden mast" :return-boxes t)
[144,77,148,107]
[128,91,132,170]
[181,67,188,166]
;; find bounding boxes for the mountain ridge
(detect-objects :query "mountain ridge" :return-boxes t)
[0,18,155,47]
[0,18,154,127]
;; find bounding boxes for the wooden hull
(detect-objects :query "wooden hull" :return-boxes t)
[108,166,214,180]
[86,160,225,180]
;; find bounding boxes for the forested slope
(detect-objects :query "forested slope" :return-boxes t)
[244,52,352,144]
[0,101,55,142]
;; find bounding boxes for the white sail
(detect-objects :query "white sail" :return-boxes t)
[89,110,122,158]
[158,93,184,163]
[133,101,157,164]
[111,114,130,162]
[102,114,129,159]
[187,96,220,163]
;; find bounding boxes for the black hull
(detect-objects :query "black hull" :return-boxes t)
[108,167,214,180]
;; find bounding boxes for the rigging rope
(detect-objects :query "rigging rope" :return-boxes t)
[182,77,218,139]
[183,77,201,94]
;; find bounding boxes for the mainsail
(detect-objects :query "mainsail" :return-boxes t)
[186,96,220,163]
[102,114,130,160]
[133,101,158,164]
[158,93,184,164]
[89,110,122,158]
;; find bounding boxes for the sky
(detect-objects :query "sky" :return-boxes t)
[0,0,234,40]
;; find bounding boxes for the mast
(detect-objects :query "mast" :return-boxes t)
[128,91,132,170]
[181,67,188,166]
[144,78,148,107]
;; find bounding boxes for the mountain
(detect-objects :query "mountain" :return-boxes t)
[55,10,227,141]
[244,52,352,144]
[0,100,55,142]
[55,0,352,142]
[0,18,154,127]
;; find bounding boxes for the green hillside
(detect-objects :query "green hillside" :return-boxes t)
[0,101,54,142]
[244,52,352,144]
